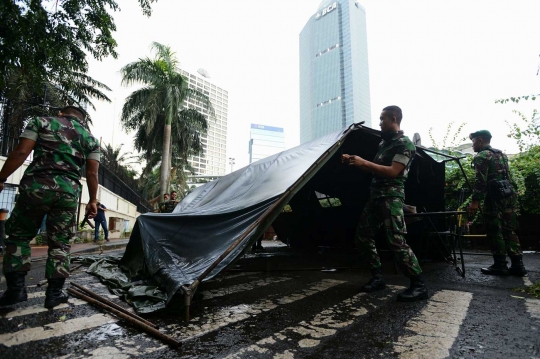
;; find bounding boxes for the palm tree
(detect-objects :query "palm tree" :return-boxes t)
[100,143,138,174]
[1,66,111,131]
[120,42,214,197]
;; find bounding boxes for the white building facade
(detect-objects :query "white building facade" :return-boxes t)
[249,124,285,164]
[180,69,228,176]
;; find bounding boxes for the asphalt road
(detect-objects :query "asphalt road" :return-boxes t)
[0,249,539,359]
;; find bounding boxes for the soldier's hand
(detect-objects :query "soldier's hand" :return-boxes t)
[341,154,351,164]
[86,202,98,219]
[348,155,367,168]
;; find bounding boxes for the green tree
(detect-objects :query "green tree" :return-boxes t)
[2,67,111,132]
[0,0,155,91]
[100,143,138,174]
[120,42,214,197]
[506,110,540,214]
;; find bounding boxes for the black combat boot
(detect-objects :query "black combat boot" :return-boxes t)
[397,275,429,302]
[481,255,509,276]
[360,268,386,292]
[44,278,69,309]
[0,272,28,306]
[508,255,528,277]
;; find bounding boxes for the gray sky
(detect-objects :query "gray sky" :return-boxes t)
[87,0,540,172]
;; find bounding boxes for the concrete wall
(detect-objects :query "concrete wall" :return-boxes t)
[0,156,141,233]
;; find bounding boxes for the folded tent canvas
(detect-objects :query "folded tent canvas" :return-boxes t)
[120,124,445,305]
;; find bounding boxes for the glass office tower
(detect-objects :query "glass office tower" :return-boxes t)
[248,124,285,164]
[299,0,371,144]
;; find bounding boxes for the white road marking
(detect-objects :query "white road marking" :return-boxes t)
[27,290,117,300]
[0,314,116,347]
[54,346,130,359]
[523,276,533,287]
[5,275,290,323]
[393,290,473,359]
[525,298,540,320]
[2,298,87,319]
[210,272,256,282]
[224,286,404,359]
[28,291,46,299]
[167,279,345,341]
[202,277,292,300]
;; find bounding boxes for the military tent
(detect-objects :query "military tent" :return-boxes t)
[119,124,446,309]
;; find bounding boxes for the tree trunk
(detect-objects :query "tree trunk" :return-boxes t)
[159,124,172,198]
[166,136,173,192]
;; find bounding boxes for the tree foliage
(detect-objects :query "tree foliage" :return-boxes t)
[506,110,540,214]
[495,94,538,104]
[0,0,156,90]
[2,67,111,132]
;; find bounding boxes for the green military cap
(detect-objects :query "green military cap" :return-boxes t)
[469,130,492,140]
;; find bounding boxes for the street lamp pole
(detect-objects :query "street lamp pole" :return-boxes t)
[228,157,235,173]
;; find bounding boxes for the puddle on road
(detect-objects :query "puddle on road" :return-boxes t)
[86,323,124,341]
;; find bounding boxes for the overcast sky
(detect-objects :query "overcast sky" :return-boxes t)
[86,0,540,172]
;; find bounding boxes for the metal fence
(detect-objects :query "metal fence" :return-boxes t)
[0,183,18,217]
[96,165,152,213]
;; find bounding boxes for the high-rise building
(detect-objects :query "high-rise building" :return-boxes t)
[249,124,285,164]
[299,0,371,144]
[180,69,228,176]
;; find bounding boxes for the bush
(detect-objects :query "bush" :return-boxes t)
[34,234,45,246]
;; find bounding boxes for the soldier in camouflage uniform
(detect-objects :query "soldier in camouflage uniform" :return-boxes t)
[342,106,428,302]
[158,193,170,213]
[467,130,527,277]
[160,191,179,213]
[0,106,100,308]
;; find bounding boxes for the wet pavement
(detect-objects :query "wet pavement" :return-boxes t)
[0,244,539,358]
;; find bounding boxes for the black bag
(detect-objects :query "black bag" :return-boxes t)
[485,148,515,199]
[489,179,515,199]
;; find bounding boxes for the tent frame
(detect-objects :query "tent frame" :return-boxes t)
[179,129,474,320]
[180,124,361,321]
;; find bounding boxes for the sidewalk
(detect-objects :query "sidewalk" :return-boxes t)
[0,238,130,263]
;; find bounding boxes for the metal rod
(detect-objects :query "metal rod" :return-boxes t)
[442,156,466,163]
[419,146,461,159]
[70,264,84,273]
[455,158,473,194]
[189,125,357,293]
[70,282,158,329]
[67,288,181,348]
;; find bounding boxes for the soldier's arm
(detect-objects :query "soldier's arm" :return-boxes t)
[471,155,488,201]
[347,140,410,179]
[0,138,36,183]
[85,160,99,218]
[348,158,406,179]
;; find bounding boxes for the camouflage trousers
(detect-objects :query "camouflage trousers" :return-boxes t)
[484,195,522,256]
[355,197,422,277]
[3,189,77,278]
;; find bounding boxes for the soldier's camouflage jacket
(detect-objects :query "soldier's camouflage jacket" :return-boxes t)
[19,115,100,196]
[370,131,415,199]
[471,145,512,201]
[160,200,179,213]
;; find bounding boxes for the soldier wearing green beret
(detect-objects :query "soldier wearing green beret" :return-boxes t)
[342,106,428,302]
[0,106,100,308]
[467,130,527,276]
